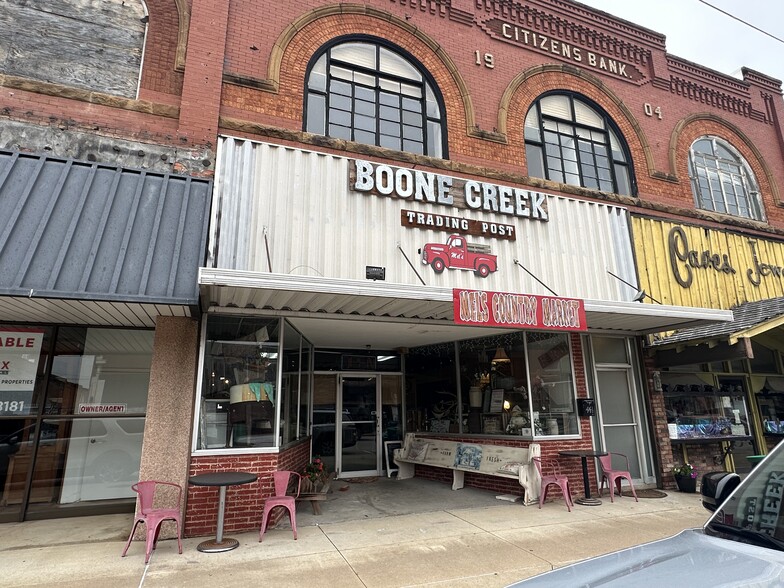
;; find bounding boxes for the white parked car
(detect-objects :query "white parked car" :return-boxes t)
[507,442,784,587]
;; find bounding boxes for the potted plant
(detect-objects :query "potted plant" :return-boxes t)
[673,462,698,493]
[302,456,332,494]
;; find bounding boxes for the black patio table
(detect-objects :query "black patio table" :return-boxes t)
[558,449,608,506]
[188,471,258,552]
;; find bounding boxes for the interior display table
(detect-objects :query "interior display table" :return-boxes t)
[188,471,258,552]
[558,449,608,506]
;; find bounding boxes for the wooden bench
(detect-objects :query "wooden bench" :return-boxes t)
[393,434,538,504]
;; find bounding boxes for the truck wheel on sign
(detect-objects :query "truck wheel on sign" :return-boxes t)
[431,258,445,273]
[475,263,491,278]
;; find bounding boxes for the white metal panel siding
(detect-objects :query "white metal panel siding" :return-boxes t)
[211,137,636,301]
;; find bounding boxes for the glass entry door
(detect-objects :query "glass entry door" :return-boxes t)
[595,368,650,483]
[339,375,379,477]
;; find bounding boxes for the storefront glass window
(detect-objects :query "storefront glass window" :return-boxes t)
[757,377,784,436]
[526,332,579,437]
[281,322,312,447]
[0,326,52,417]
[197,316,312,451]
[198,316,280,450]
[405,343,458,434]
[661,375,750,439]
[1,326,152,520]
[591,336,629,364]
[749,341,779,374]
[406,331,579,438]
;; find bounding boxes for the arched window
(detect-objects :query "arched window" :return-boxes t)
[688,136,763,221]
[524,93,634,195]
[304,38,446,158]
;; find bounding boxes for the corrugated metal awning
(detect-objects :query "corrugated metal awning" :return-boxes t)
[0,150,213,327]
[199,268,733,348]
[651,296,784,349]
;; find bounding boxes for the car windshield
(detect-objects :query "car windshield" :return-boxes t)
[704,449,784,551]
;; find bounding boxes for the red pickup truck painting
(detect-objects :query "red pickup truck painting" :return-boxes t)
[421,234,498,278]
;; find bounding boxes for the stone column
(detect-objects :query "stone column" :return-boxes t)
[137,316,200,538]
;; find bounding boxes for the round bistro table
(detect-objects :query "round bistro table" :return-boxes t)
[558,449,608,506]
[188,471,258,552]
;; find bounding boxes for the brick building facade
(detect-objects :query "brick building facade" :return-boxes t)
[1,0,782,538]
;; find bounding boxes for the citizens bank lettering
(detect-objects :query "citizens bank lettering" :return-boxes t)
[351,159,549,221]
[479,18,644,82]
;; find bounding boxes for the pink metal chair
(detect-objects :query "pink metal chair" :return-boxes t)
[121,480,183,563]
[259,470,302,542]
[533,457,573,512]
[597,452,639,502]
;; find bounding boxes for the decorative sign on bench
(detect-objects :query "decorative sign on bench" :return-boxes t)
[394,434,540,504]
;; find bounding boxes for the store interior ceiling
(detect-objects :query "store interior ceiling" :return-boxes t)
[287,315,513,350]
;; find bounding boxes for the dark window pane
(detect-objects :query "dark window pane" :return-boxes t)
[355,86,375,103]
[354,99,376,117]
[380,120,401,136]
[354,129,376,144]
[584,176,599,189]
[526,144,545,178]
[329,108,351,127]
[306,94,326,135]
[614,165,631,195]
[380,134,401,150]
[330,79,351,96]
[331,94,351,111]
[355,114,376,132]
[402,125,422,141]
[380,92,399,107]
[328,123,351,140]
[402,97,422,113]
[403,139,424,154]
[427,121,443,158]
[545,143,560,158]
[380,105,401,122]
[402,110,421,127]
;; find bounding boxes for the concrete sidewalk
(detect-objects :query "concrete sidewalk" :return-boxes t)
[1,477,708,588]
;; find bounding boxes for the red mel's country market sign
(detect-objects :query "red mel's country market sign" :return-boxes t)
[453,288,587,331]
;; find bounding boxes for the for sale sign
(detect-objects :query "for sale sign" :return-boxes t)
[0,329,44,415]
[453,288,586,332]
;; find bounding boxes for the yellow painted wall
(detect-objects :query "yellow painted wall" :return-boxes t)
[632,216,784,309]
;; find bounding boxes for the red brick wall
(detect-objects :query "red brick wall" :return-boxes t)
[184,440,310,538]
[214,1,784,232]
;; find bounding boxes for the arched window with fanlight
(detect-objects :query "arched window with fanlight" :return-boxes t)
[688,136,763,221]
[304,37,447,158]
[524,93,634,196]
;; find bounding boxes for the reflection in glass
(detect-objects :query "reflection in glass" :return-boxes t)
[198,316,280,449]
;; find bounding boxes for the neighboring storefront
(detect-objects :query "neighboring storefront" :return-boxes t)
[0,150,212,522]
[632,216,784,477]
[184,137,730,535]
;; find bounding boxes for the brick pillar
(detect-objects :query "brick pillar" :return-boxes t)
[137,316,199,538]
[177,0,230,146]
